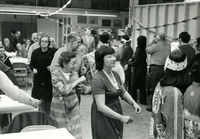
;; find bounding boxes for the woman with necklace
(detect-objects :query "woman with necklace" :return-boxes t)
[91,45,141,139]
[184,53,200,138]
[50,51,86,139]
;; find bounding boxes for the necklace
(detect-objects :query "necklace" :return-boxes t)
[102,70,119,90]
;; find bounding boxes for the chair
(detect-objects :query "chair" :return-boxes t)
[20,125,57,132]
[12,62,28,90]
[1,111,55,134]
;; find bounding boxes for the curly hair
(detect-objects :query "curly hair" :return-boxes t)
[58,51,76,68]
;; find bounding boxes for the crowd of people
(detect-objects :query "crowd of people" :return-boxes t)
[0,27,200,139]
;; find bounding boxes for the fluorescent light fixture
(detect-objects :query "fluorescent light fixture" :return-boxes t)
[85,13,117,17]
[0,7,119,17]
[184,0,200,2]
[0,12,36,15]
[56,12,118,17]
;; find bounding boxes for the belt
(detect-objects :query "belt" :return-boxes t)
[150,64,164,67]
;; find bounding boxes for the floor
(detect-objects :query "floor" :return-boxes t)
[19,79,151,139]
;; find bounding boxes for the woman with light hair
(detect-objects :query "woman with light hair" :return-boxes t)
[31,32,38,45]
[49,37,57,49]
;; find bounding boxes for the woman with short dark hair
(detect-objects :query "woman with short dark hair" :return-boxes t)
[50,51,86,139]
[91,45,141,139]
[150,49,190,139]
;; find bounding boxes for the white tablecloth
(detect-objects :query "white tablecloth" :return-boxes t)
[9,57,29,65]
[0,95,36,119]
[0,128,75,139]
[5,52,17,57]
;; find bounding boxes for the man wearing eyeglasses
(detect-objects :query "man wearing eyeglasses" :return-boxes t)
[29,35,57,115]
[50,32,84,73]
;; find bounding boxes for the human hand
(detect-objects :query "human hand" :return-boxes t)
[75,83,85,94]
[124,64,128,70]
[32,99,43,108]
[47,66,50,71]
[134,103,141,114]
[78,75,86,83]
[120,115,133,124]
[80,67,87,75]
[33,68,37,74]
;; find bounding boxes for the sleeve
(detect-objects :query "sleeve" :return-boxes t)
[50,50,60,72]
[113,64,125,85]
[128,49,140,66]
[91,75,105,95]
[51,70,75,96]
[119,46,127,62]
[163,88,183,139]
[27,44,34,61]
[146,44,157,54]
[0,70,37,106]
[29,50,35,71]
[92,38,95,51]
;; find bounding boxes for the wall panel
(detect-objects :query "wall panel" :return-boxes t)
[130,2,200,47]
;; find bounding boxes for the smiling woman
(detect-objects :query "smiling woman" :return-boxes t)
[91,45,141,139]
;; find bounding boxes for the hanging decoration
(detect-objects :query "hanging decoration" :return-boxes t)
[34,0,72,17]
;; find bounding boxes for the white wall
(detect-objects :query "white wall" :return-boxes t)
[37,18,58,45]
[130,2,200,50]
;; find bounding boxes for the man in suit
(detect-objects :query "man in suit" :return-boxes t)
[82,27,95,53]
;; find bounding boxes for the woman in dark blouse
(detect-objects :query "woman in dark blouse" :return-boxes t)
[91,45,141,139]
[128,35,147,105]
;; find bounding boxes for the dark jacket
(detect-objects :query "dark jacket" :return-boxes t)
[30,47,56,101]
[128,46,147,74]
[119,43,133,67]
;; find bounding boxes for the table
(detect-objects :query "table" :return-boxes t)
[0,95,36,119]
[5,52,17,57]
[0,128,75,139]
[9,57,29,65]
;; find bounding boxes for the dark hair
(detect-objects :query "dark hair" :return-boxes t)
[39,35,50,47]
[137,35,146,49]
[190,53,200,83]
[160,49,190,93]
[121,35,130,41]
[84,27,92,31]
[99,32,110,43]
[179,32,190,43]
[58,51,76,68]
[10,29,16,34]
[95,45,115,71]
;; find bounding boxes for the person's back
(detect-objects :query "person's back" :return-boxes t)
[147,41,170,66]
[119,35,133,67]
[146,33,171,112]
[178,31,195,68]
[179,44,195,67]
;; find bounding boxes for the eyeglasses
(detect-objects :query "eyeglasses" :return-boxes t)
[41,40,48,43]
[68,61,77,66]
[71,40,82,44]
